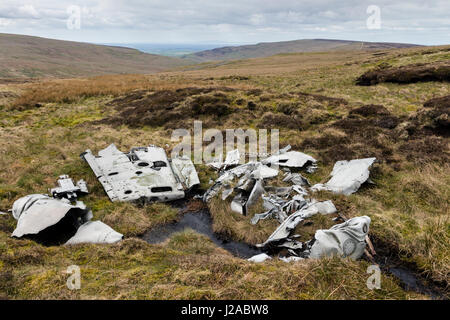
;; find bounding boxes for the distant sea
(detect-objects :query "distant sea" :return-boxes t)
[100,43,232,57]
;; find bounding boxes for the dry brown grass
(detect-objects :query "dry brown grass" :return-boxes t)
[9,73,260,111]
[10,74,186,109]
[0,230,422,299]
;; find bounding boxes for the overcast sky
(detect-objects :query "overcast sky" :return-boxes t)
[0,0,449,45]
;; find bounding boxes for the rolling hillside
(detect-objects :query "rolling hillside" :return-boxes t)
[0,33,192,79]
[183,38,421,62]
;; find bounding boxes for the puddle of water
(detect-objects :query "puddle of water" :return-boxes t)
[390,267,421,291]
[388,267,444,299]
[141,210,262,259]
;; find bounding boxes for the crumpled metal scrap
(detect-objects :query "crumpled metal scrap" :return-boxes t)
[221,154,377,262]
[256,200,337,247]
[250,216,371,262]
[81,144,200,203]
[307,216,371,260]
[203,147,317,216]
[50,175,88,200]
[311,158,376,195]
[10,175,123,246]
[11,194,92,244]
[65,220,123,245]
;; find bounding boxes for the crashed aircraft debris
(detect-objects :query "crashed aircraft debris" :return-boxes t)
[247,253,272,263]
[8,139,375,262]
[171,156,201,189]
[50,175,88,200]
[65,220,123,245]
[203,148,375,262]
[279,256,303,263]
[11,176,122,246]
[207,149,241,171]
[311,158,376,195]
[11,194,122,245]
[256,200,337,247]
[307,216,371,260]
[203,147,317,216]
[81,144,199,203]
[251,193,309,225]
[262,150,317,169]
[282,172,310,186]
[11,194,92,245]
[249,216,371,262]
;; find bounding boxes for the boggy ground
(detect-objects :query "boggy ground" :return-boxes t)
[356,62,450,86]
[0,45,449,299]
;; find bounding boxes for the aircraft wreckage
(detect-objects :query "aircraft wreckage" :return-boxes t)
[7,143,376,263]
[10,175,123,245]
[202,147,376,262]
[8,144,201,246]
[81,144,199,203]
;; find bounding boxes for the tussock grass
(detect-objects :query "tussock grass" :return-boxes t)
[356,163,450,284]
[0,231,423,299]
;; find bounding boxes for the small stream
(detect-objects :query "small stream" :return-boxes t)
[142,209,263,259]
[141,201,446,299]
[389,267,439,297]
[374,249,446,299]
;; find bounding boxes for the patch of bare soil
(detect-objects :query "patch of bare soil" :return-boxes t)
[300,102,450,166]
[356,63,450,85]
[398,136,448,163]
[349,104,390,117]
[258,112,303,130]
[101,87,236,129]
[418,95,450,136]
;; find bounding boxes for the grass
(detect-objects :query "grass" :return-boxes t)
[0,230,424,299]
[0,44,449,299]
[354,163,450,284]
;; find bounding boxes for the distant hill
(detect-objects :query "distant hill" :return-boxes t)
[0,33,192,79]
[183,39,421,62]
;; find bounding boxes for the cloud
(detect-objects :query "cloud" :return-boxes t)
[18,5,40,18]
[0,0,448,44]
[250,14,265,26]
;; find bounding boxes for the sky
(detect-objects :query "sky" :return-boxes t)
[0,0,449,46]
